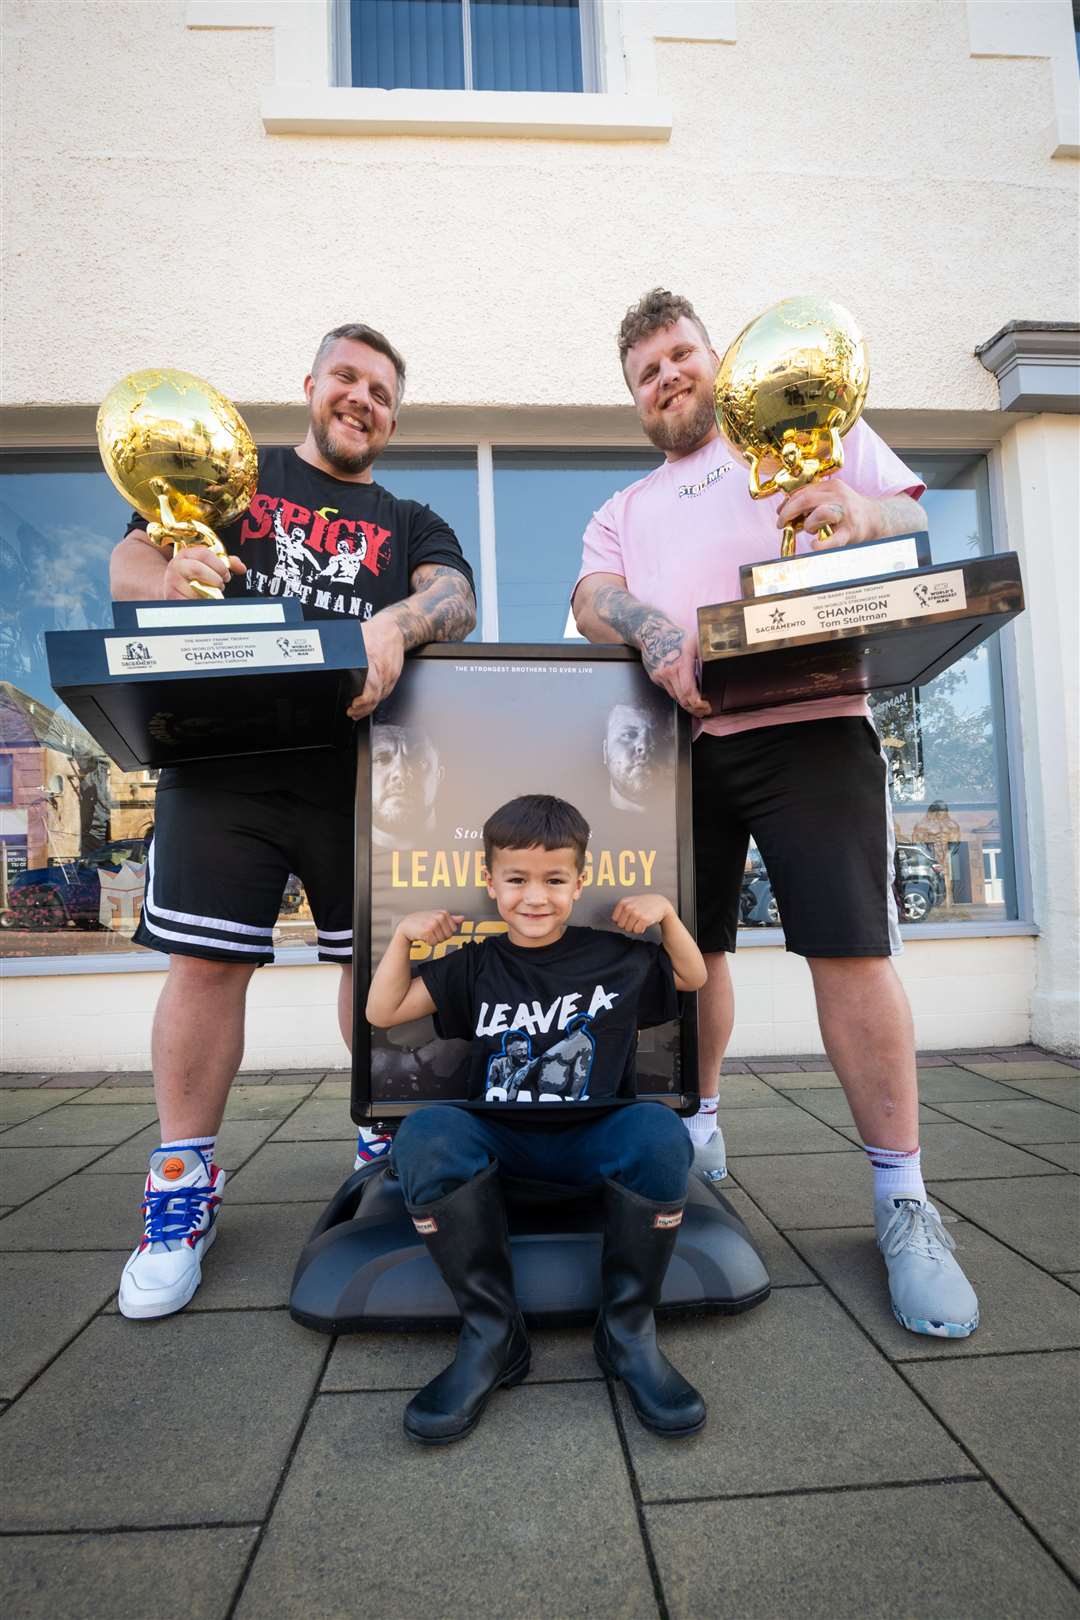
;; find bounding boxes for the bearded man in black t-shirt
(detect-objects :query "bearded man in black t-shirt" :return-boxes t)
[108,322,476,1323]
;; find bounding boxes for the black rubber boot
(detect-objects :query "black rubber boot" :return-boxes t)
[593,1177,706,1438]
[404,1162,530,1444]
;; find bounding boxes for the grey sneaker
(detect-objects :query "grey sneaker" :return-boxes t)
[875,1197,979,1338]
[693,1125,728,1183]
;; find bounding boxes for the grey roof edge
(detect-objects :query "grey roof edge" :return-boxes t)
[975,322,1080,413]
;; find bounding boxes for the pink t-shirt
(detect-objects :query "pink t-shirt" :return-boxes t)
[574,421,926,737]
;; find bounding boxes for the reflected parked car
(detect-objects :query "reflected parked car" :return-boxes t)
[739,848,780,928]
[1,838,150,931]
[893,842,946,923]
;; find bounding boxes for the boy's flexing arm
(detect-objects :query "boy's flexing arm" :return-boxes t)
[365,911,462,1027]
[612,895,707,992]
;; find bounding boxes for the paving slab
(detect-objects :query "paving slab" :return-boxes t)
[267,1069,329,1085]
[96,1201,325,1313]
[713,1073,791,1108]
[1058,1273,1080,1294]
[837,1119,1070,1180]
[722,1104,856,1158]
[324,1323,600,1391]
[929,1097,1080,1145]
[915,1068,1035,1104]
[223,1084,317,1119]
[764,1068,841,1088]
[84,1117,279,1174]
[235,1385,655,1620]
[791,1089,942,1129]
[0,1527,259,1620]
[66,1086,159,1106]
[995,1074,1080,1111]
[717,1185,816,1287]
[311,1077,352,1100]
[0,1104,157,1149]
[728,1149,875,1230]
[0,1312,326,1530]
[647,1482,1080,1620]
[962,1060,1077,1080]
[0,1092,84,1126]
[42,1071,111,1088]
[789,1220,1080,1359]
[930,1177,1080,1273]
[227,1140,355,1203]
[0,1251,127,1398]
[0,1170,153,1251]
[269,1098,360,1141]
[0,1074,53,1088]
[0,1146,107,1206]
[102,1072,154,1086]
[905,1352,1080,1581]
[618,1289,968,1501]
[1022,1141,1080,1172]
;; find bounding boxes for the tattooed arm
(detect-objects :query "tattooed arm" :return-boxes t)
[348,563,477,719]
[572,571,709,718]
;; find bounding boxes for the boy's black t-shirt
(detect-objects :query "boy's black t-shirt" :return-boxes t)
[417,925,678,1126]
[125,446,474,801]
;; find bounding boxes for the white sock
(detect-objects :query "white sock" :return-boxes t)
[685,1098,719,1148]
[158,1136,216,1163]
[864,1143,925,1205]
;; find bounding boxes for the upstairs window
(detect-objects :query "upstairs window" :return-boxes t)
[338,0,598,92]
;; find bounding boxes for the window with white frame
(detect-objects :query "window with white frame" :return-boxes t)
[0,444,1024,965]
[334,0,601,92]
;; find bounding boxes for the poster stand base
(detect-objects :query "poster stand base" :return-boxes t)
[289,1163,771,1332]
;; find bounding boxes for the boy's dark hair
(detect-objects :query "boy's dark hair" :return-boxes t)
[483,794,590,872]
[617,288,712,378]
[311,322,406,406]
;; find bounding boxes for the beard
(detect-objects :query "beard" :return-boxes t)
[643,387,717,456]
[312,415,379,476]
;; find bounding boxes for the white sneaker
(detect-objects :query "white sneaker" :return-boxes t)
[694,1125,728,1183]
[118,1148,225,1320]
[354,1125,393,1171]
[875,1197,979,1338]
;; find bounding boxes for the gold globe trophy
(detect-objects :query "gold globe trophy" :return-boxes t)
[97,369,258,600]
[714,296,869,559]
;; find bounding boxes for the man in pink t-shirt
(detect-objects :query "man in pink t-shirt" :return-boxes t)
[572,289,979,1340]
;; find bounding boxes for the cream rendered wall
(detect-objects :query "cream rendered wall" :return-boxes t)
[2,0,1076,1065]
[2,0,1077,412]
[0,937,1036,1074]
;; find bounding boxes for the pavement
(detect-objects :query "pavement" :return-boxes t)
[1,1046,1078,1620]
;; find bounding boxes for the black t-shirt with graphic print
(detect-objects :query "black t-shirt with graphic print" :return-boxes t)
[125,447,473,800]
[417,925,678,1127]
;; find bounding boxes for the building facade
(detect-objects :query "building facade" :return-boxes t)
[2,0,1078,1067]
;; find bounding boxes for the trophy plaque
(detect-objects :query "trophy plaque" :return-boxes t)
[46,597,367,771]
[700,297,1025,713]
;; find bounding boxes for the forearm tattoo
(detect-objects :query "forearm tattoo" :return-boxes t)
[877,495,928,537]
[391,564,477,649]
[589,584,685,676]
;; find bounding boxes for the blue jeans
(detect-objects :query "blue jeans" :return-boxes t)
[391,1102,692,1207]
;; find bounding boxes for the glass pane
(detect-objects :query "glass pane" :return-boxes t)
[0,450,480,961]
[375,450,481,638]
[350,0,466,89]
[0,455,159,959]
[869,450,1018,925]
[493,450,660,642]
[472,0,583,92]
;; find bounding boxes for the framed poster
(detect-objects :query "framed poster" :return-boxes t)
[351,645,697,1122]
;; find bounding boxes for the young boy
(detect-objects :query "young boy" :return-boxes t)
[366,793,709,1446]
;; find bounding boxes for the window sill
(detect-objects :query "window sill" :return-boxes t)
[261,87,672,141]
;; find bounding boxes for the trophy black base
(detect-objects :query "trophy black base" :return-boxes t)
[46,598,367,770]
[698,553,1023,714]
[289,1163,771,1332]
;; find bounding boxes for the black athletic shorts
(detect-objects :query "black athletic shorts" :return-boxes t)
[692,716,900,959]
[134,779,354,965]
